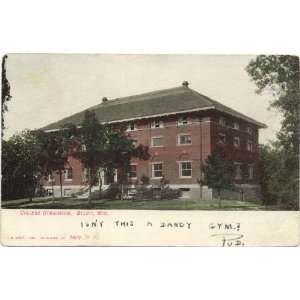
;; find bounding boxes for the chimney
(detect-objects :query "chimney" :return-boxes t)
[182,81,189,88]
[102,97,108,103]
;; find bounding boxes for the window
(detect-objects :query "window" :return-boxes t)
[178,116,189,126]
[128,164,137,179]
[127,122,136,131]
[64,167,73,181]
[218,133,226,144]
[46,189,53,196]
[247,140,253,152]
[151,163,163,178]
[48,174,54,182]
[177,134,192,145]
[248,165,254,180]
[233,136,240,148]
[219,117,226,126]
[179,161,192,178]
[151,136,163,147]
[64,188,72,197]
[247,127,253,135]
[151,119,163,128]
[233,122,240,130]
[234,163,242,180]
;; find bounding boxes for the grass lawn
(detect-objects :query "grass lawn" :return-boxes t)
[2,197,266,210]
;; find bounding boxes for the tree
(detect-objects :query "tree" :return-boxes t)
[2,55,12,136]
[2,127,76,201]
[201,147,235,207]
[70,110,149,204]
[258,143,298,209]
[2,130,42,200]
[246,55,299,209]
[36,129,72,200]
[246,55,299,153]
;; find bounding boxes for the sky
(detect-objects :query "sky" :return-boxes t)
[4,54,281,143]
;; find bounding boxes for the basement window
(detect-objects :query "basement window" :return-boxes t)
[64,189,72,197]
[46,189,53,196]
[48,174,54,182]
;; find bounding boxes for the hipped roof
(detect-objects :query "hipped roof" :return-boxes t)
[43,85,267,131]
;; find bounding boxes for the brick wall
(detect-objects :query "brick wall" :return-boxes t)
[44,110,261,189]
[127,112,211,186]
[209,111,260,183]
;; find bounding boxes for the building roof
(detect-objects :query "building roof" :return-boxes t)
[42,83,267,131]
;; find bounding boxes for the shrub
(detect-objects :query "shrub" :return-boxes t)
[135,186,153,201]
[135,186,182,201]
[160,176,170,188]
[140,174,150,185]
[161,186,182,200]
[100,183,121,200]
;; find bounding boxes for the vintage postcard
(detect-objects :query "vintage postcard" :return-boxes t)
[1,54,299,246]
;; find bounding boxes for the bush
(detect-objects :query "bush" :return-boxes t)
[135,186,154,201]
[140,174,150,185]
[100,183,121,200]
[135,186,182,201]
[161,186,182,200]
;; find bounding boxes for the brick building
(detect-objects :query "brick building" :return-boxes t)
[42,81,266,199]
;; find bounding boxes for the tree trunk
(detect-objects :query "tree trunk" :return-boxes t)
[121,183,124,201]
[199,183,202,201]
[218,190,222,208]
[51,177,55,202]
[59,170,63,200]
[99,174,102,193]
[88,168,92,205]
[28,177,35,202]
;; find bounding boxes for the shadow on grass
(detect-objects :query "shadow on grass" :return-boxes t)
[1,198,270,210]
